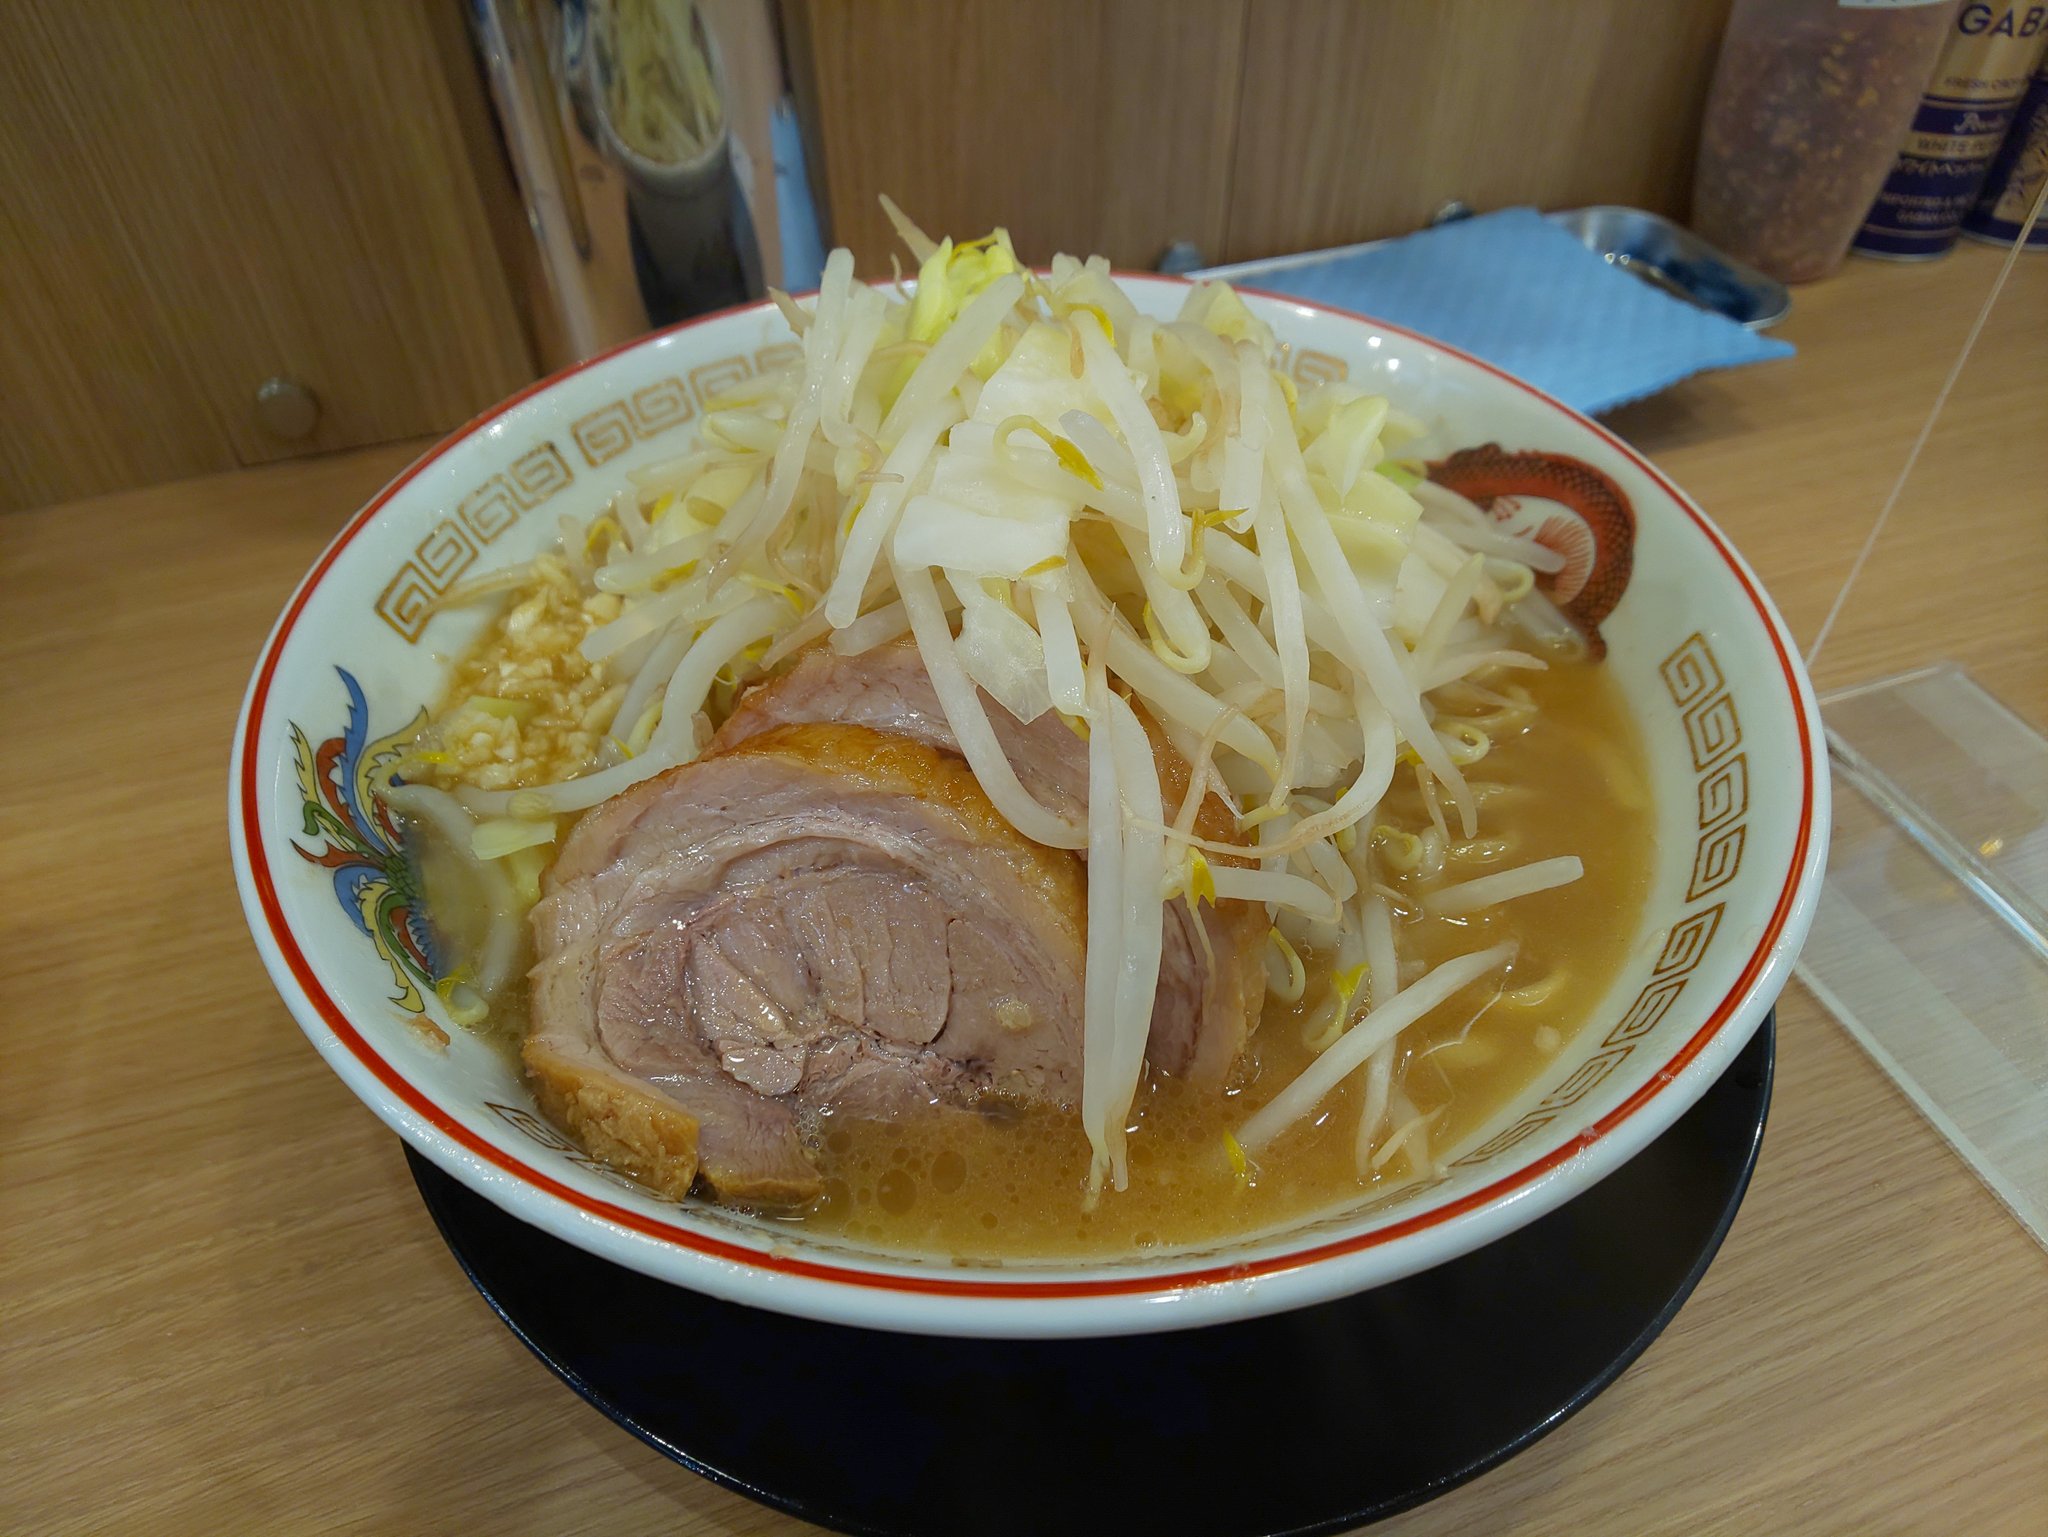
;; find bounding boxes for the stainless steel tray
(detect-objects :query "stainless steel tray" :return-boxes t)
[1193,206,1790,331]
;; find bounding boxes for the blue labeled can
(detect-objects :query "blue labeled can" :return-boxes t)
[1963,55,2048,245]
[1855,4,2048,259]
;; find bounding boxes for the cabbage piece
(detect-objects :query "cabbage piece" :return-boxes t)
[1392,551,1448,643]
[1177,281,1277,353]
[892,493,1068,578]
[879,275,1024,445]
[908,230,1023,380]
[1047,253,1140,346]
[951,573,1052,723]
[470,816,557,861]
[970,321,1109,435]
[909,233,1017,339]
[1302,394,1390,501]
[924,444,1076,525]
[1340,460,1423,528]
[1151,325,1210,422]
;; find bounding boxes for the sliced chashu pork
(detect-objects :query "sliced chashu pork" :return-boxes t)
[527,650,1267,1205]
[528,722,1087,1204]
[714,641,1268,1082]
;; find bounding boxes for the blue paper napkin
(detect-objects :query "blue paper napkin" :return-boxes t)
[1232,208,1793,416]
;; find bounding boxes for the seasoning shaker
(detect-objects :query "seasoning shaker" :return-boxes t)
[1692,0,1960,282]
[1962,52,2048,245]
[1854,2,2048,259]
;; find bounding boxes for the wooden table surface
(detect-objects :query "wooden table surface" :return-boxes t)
[4,245,2045,1535]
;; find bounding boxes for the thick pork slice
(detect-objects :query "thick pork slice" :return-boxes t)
[717,639,1089,816]
[526,722,1088,1205]
[716,642,1268,1083]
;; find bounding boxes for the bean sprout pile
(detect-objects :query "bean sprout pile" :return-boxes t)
[404,205,1588,1199]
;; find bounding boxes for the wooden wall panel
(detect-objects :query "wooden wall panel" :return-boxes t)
[0,30,234,509]
[783,0,1248,269]
[0,1,537,512]
[787,0,1734,274]
[1223,0,1734,261]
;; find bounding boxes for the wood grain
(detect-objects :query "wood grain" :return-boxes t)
[0,1,536,511]
[1224,0,1735,262]
[1603,238,2048,704]
[782,0,1249,268]
[783,0,1734,269]
[2,247,2046,1533]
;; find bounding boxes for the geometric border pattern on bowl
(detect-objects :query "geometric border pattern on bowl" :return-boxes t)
[374,344,807,644]
[1452,630,1749,1167]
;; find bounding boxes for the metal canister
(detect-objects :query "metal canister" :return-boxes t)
[1963,54,2048,244]
[1855,4,2048,259]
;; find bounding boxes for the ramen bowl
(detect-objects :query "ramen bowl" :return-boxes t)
[230,278,1828,1339]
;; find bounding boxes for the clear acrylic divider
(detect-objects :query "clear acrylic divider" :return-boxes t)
[1791,190,2048,1251]
[1802,668,2048,1246]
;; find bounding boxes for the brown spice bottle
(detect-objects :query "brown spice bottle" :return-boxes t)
[1693,0,1961,282]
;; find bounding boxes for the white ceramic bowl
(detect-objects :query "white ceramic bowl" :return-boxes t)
[231,279,1828,1338]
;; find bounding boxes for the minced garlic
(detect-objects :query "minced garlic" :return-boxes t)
[409,556,625,791]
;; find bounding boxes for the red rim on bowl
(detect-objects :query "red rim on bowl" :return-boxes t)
[237,284,1817,1302]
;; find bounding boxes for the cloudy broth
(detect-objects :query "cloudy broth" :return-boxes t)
[795,657,1653,1260]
